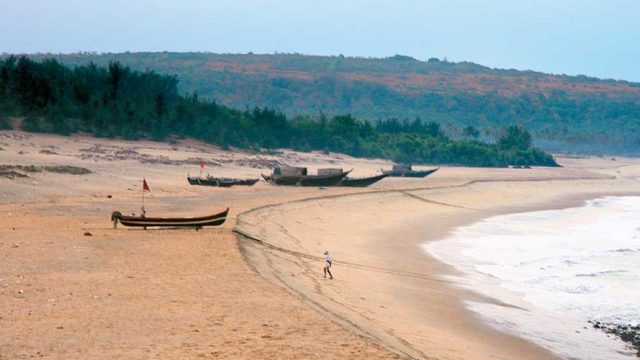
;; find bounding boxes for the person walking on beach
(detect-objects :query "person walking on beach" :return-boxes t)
[323,251,333,279]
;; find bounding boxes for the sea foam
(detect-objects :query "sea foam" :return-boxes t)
[426,196,640,359]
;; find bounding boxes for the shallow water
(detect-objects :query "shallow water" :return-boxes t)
[426,196,640,359]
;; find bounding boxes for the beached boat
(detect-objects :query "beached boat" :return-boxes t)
[339,173,388,187]
[298,171,350,186]
[187,176,217,186]
[261,173,301,186]
[187,176,259,187]
[212,177,259,187]
[262,172,350,186]
[262,167,350,187]
[235,178,260,186]
[383,165,439,178]
[111,208,229,229]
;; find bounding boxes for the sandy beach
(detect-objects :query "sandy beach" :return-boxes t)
[2,130,640,359]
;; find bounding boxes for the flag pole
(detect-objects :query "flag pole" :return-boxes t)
[141,178,146,217]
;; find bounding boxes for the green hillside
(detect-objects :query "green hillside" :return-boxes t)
[0,56,556,167]
[20,52,640,155]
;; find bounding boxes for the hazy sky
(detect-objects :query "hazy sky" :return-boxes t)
[2,0,639,81]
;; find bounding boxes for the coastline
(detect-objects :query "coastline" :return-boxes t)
[3,130,640,359]
[426,195,640,359]
[237,171,640,359]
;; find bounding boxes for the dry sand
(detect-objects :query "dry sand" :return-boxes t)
[1,130,639,359]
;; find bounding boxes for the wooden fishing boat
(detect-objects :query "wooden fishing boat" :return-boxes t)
[187,176,217,186]
[382,165,439,178]
[111,208,229,229]
[236,178,260,186]
[210,178,259,187]
[187,176,259,187]
[261,173,300,186]
[262,172,350,186]
[262,167,350,187]
[339,173,388,187]
[298,172,350,186]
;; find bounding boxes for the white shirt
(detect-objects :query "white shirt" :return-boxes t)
[325,253,332,267]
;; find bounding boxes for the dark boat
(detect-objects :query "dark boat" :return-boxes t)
[262,167,350,187]
[187,176,217,186]
[298,170,350,186]
[236,178,260,186]
[187,176,259,187]
[382,165,439,178]
[111,208,229,229]
[339,173,388,187]
[261,173,300,186]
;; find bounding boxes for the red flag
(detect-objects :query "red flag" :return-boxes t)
[142,178,150,192]
[199,161,205,169]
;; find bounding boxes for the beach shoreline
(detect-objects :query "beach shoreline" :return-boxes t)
[426,195,640,359]
[2,130,640,359]
[237,168,640,359]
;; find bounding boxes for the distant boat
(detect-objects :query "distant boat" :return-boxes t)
[262,166,350,187]
[261,173,300,186]
[187,176,259,187]
[339,173,388,187]
[111,208,229,229]
[382,164,439,178]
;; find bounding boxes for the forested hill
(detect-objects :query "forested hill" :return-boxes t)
[0,56,557,167]
[20,52,640,155]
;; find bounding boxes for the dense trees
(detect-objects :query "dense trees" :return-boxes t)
[0,117,10,130]
[463,125,480,140]
[498,125,532,150]
[0,56,557,167]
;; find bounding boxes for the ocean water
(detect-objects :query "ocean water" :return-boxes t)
[426,196,640,359]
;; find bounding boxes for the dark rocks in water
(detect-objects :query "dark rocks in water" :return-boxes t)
[590,321,640,356]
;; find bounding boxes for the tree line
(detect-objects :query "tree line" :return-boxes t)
[0,56,557,167]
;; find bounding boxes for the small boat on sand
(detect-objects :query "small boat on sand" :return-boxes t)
[187,176,259,187]
[339,173,388,187]
[262,167,350,187]
[382,164,439,178]
[111,208,229,229]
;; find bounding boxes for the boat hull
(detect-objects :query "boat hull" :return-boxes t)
[339,173,388,187]
[263,171,350,187]
[187,177,218,186]
[112,208,229,228]
[187,177,259,187]
[383,167,439,178]
[262,174,300,186]
[237,179,259,186]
